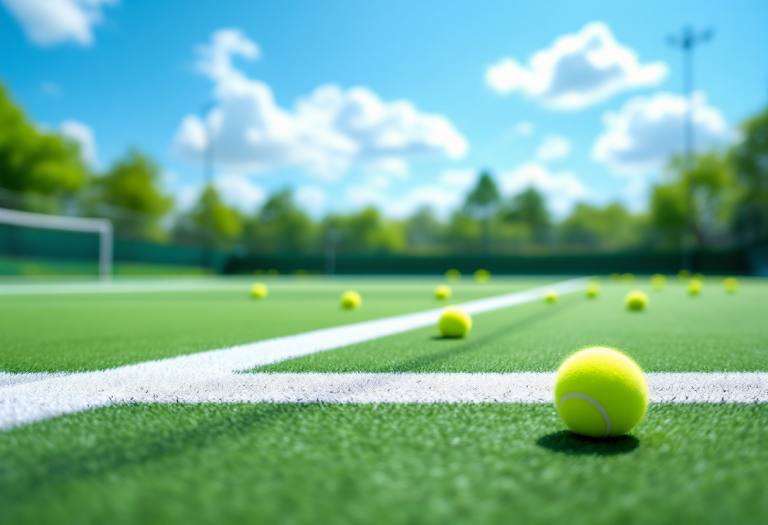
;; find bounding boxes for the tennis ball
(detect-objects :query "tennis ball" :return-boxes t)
[544,290,559,303]
[609,273,621,281]
[250,283,268,299]
[555,347,648,437]
[445,269,461,281]
[474,269,490,283]
[723,277,738,293]
[438,307,472,338]
[341,291,362,309]
[435,284,452,300]
[650,274,666,291]
[267,269,279,276]
[622,273,635,283]
[625,290,649,311]
[692,272,705,281]
[586,283,599,298]
[677,269,691,280]
[688,279,703,296]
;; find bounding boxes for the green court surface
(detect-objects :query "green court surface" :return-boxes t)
[0,277,544,373]
[262,280,768,373]
[1,276,767,524]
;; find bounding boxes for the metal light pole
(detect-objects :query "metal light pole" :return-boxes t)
[667,26,714,272]
[201,102,215,270]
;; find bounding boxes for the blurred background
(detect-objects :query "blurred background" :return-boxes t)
[0,0,766,277]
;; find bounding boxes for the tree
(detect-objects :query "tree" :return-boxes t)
[462,171,500,253]
[324,207,405,253]
[730,105,768,242]
[502,187,550,242]
[651,152,736,248]
[560,202,644,249]
[0,83,87,209]
[191,185,243,245]
[88,150,173,241]
[251,189,317,253]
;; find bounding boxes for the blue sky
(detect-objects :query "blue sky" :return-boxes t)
[1,0,766,219]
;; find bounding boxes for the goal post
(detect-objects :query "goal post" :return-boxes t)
[0,208,113,280]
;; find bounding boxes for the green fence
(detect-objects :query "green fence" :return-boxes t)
[226,249,756,276]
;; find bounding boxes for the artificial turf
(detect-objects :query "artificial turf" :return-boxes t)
[261,280,768,373]
[0,402,766,525]
[0,277,544,373]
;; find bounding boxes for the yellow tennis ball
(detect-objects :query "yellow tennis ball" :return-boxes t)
[555,347,648,438]
[250,283,268,299]
[692,272,705,281]
[544,290,559,303]
[445,269,461,281]
[438,307,472,338]
[625,290,649,311]
[688,279,703,296]
[435,284,452,300]
[723,277,738,293]
[474,269,490,283]
[650,274,666,291]
[586,283,599,298]
[622,273,635,283]
[341,291,362,309]
[677,269,690,280]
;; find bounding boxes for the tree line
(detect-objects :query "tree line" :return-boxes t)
[1,82,766,255]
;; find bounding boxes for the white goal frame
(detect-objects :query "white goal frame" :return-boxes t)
[0,207,112,280]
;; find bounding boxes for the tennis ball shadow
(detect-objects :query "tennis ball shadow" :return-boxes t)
[536,430,639,456]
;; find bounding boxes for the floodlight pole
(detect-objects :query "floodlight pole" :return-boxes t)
[667,26,713,272]
[202,102,215,270]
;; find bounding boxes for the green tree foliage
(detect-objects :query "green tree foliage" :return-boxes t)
[560,202,644,249]
[324,208,405,253]
[88,150,173,241]
[245,189,316,252]
[0,84,87,208]
[462,171,500,253]
[191,185,243,245]
[502,187,551,242]
[651,152,736,248]
[730,106,768,241]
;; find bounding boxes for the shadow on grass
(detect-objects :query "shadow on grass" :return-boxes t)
[536,430,640,456]
[382,298,580,373]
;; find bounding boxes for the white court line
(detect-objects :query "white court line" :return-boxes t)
[0,279,587,429]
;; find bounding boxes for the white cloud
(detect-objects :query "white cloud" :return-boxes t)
[295,185,327,217]
[1,0,116,46]
[174,30,468,181]
[499,162,589,218]
[513,121,534,136]
[592,92,733,176]
[440,169,476,189]
[214,173,267,213]
[535,134,571,162]
[346,185,463,220]
[60,119,97,165]
[485,22,667,110]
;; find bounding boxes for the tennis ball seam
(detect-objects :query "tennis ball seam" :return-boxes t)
[559,392,611,437]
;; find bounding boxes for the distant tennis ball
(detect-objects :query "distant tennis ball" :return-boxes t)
[250,283,268,299]
[625,290,649,311]
[438,307,472,338]
[341,291,362,309]
[586,283,599,298]
[609,273,621,281]
[555,346,648,438]
[445,269,461,281]
[622,273,635,283]
[688,279,703,296]
[692,272,705,281]
[723,277,739,293]
[544,290,559,303]
[650,274,666,291]
[678,269,691,280]
[474,269,490,283]
[435,284,452,300]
